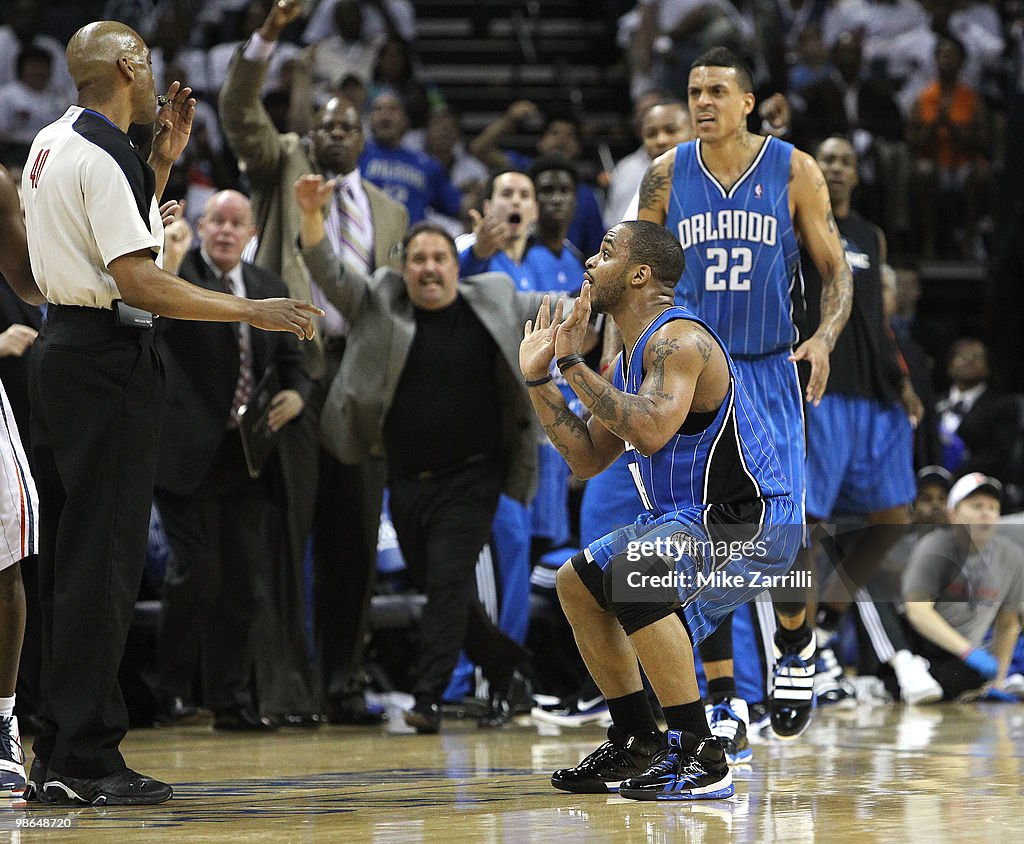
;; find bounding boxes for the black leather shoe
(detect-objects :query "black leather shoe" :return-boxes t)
[479,670,533,728]
[403,702,441,734]
[277,713,323,728]
[213,708,278,732]
[154,696,202,727]
[43,768,173,806]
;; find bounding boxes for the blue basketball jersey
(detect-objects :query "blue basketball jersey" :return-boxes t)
[613,307,791,519]
[666,137,803,356]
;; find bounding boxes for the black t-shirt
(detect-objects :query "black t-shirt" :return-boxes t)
[383,294,503,478]
[803,210,902,403]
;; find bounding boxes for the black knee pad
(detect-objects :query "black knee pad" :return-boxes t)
[602,548,678,636]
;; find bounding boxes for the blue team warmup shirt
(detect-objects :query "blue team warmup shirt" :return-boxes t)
[360,140,462,224]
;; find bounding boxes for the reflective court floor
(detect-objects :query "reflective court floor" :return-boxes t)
[2,704,1023,842]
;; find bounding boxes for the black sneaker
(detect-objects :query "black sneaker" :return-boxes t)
[22,757,49,803]
[769,628,816,739]
[619,731,734,801]
[404,701,442,734]
[42,768,173,806]
[479,671,533,728]
[550,726,662,793]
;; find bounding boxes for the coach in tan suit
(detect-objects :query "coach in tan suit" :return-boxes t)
[219,0,408,724]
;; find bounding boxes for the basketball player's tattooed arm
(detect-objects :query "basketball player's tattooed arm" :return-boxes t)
[520,296,624,478]
[636,148,676,225]
[788,150,853,406]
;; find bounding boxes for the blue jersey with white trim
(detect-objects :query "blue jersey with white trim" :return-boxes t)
[666,137,803,356]
[614,306,791,517]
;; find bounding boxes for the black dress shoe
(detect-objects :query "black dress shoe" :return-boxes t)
[325,697,386,725]
[277,713,323,728]
[479,670,533,728]
[212,708,278,732]
[154,696,202,727]
[403,702,441,734]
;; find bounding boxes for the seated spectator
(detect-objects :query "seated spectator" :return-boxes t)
[420,108,489,208]
[370,37,443,138]
[935,338,1019,477]
[303,0,416,45]
[907,33,992,259]
[903,474,1024,701]
[0,0,75,102]
[359,90,463,226]
[0,47,67,163]
[791,31,909,238]
[787,23,832,94]
[886,0,1004,116]
[470,101,605,256]
[306,0,381,105]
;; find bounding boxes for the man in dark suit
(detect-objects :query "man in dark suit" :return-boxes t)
[153,190,311,731]
[220,0,409,724]
[936,338,1019,478]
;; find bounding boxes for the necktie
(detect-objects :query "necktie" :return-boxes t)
[222,273,255,427]
[336,182,373,275]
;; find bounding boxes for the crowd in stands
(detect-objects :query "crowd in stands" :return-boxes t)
[2,0,1024,732]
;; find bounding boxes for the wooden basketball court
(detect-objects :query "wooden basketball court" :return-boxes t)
[3,704,1023,841]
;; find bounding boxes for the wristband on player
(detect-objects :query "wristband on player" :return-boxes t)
[525,374,553,387]
[557,353,586,374]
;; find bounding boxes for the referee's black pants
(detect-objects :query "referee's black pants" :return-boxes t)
[389,458,529,705]
[28,307,162,779]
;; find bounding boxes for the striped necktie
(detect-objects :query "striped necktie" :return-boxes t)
[222,273,255,427]
[336,182,373,275]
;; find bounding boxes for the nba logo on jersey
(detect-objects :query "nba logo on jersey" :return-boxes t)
[754,183,762,199]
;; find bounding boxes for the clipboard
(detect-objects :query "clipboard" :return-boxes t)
[237,365,282,479]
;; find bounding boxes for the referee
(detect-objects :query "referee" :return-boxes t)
[20,21,320,807]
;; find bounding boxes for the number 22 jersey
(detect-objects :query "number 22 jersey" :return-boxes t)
[666,137,803,356]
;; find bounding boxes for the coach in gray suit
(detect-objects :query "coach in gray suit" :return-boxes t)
[297,174,554,731]
[220,0,409,723]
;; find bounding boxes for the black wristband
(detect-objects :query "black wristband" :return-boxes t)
[525,374,553,387]
[557,353,586,374]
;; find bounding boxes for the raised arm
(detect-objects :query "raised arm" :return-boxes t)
[789,148,852,404]
[219,0,303,184]
[468,100,537,172]
[294,174,370,319]
[636,147,676,225]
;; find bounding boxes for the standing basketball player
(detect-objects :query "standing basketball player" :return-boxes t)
[638,48,852,739]
[0,164,42,795]
[522,221,800,801]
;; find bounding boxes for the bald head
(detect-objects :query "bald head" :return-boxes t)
[198,190,257,273]
[67,21,156,121]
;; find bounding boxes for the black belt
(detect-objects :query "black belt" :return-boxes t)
[47,302,154,331]
[404,453,490,482]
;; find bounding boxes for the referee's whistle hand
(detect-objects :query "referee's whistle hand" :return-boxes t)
[249,299,325,340]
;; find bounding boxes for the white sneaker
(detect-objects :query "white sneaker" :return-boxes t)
[891,650,943,705]
[0,714,26,795]
[1002,673,1024,698]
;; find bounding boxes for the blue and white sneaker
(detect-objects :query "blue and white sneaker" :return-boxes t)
[705,698,753,764]
[0,715,26,795]
[618,731,734,802]
[531,692,611,728]
[814,648,858,708]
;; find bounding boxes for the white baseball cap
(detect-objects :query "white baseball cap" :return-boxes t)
[947,472,1003,510]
